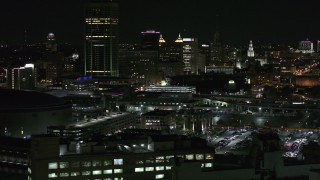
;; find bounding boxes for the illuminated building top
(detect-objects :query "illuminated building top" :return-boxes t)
[175,33,183,43]
[247,40,255,57]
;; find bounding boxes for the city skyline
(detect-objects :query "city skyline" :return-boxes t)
[1,0,320,46]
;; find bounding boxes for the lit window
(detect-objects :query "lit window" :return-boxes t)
[82,171,91,176]
[104,160,112,166]
[59,162,69,169]
[93,161,101,167]
[114,169,123,174]
[195,154,204,160]
[205,154,213,160]
[165,155,174,162]
[70,172,80,176]
[145,167,154,171]
[156,156,164,163]
[205,163,213,167]
[155,174,164,179]
[114,159,123,165]
[156,166,164,171]
[60,172,69,177]
[82,161,91,167]
[114,178,124,180]
[48,173,58,178]
[135,160,144,164]
[185,154,194,160]
[135,167,144,172]
[103,169,112,174]
[146,159,154,163]
[166,166,172,170]
[48,162,58,169]
[92,170,102,175]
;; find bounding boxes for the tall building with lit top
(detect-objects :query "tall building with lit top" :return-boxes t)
[159,34,165,47]
[85,0,119,77]
[247,40,255,57]
[10,64,36,90]
[141,30,160,50]
[46,33,57,52]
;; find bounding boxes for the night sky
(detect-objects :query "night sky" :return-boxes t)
[1,0,319,46]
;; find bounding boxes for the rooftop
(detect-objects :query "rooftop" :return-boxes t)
[0,89,70,112]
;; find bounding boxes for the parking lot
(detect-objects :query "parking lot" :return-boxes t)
[205,127,320,158]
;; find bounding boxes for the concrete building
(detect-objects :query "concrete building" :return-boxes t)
[144,86,196,94]
[48,112,138,140]
[141,110,175,131]
[0,134,214,180]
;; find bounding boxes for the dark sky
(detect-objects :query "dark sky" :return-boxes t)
[1,0,319,46]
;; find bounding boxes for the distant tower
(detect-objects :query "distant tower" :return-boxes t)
[140,30,160,50]
[175,33,183,43]
[236,59,242,69]
[46,33,57,52]
[247,40,255,57]
[298,39,314,53]
[11,64,36,90]
[182,37,198,74]
[159,34,166,47]
[85,0,119,77]
[211,31,223,65]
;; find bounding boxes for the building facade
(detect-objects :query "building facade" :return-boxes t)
[85,0,119,77]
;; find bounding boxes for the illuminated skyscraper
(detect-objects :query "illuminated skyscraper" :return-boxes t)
[182,38,198,74]
[247,40,255,57]
[85,0,119,77]
[11,64,36,90]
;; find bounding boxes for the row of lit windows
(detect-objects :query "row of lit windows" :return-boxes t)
[137,102,183,105]
[134,166,171,172]
[134,154,213,164]
[48,169,123,178]
[48,159,123,169]
[86,36,115,38]
[48,154,213,170]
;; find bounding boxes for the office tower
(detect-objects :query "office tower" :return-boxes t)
[182,38,198,75]
[85,0,119,77]
[46,33,57,52]
[158,34,184,77]
[298,39,314,53]
[199,43,211,66]
[11,64,36,90]
[141,30,161,50]
[210,31,224,65]
[247,40,255,57]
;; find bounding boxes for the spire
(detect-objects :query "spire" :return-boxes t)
[175,33,183,43]
[159,34,166,46]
